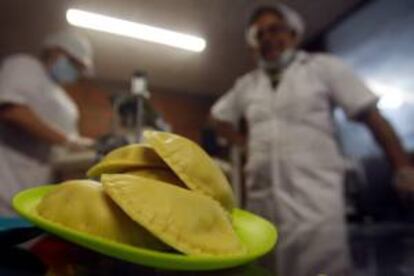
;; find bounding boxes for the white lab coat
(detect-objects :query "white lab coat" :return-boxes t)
[0,54,79,215]
[211,51,378,228]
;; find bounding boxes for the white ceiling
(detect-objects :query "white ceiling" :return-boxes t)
[0,0,363,95]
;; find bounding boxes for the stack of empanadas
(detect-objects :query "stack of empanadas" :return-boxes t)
[37,131,245,257]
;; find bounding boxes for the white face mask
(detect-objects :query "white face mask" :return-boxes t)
[258,48,296,71]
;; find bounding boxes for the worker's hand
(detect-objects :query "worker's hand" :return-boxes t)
[64,134,95,151]
[394,167,414,203]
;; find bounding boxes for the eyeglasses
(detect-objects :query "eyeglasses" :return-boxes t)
[255,24,291,41]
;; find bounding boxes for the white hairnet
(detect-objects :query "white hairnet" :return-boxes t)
[43,31,93,73]
[246,3,306,48]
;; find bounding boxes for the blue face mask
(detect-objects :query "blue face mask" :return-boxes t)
[49,56,80,84]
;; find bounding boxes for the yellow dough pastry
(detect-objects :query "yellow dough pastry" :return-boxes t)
[37,180,166,250]
[143,131,235,211]
[102,174,245,256]
[87,144,167,178]
[125,168,186,188]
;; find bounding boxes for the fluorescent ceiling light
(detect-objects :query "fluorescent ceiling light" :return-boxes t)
[66,8,206,52]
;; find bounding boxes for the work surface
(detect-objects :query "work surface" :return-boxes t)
[1,221,414,276]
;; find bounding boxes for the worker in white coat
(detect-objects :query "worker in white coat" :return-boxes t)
[211,4,414,229]
[0,31,94,215]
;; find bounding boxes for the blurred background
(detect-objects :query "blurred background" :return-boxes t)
[0,0,413,223]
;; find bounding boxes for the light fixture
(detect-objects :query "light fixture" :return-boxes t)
[66,8,206,52]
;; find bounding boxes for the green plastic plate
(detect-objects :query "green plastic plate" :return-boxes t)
[13,185,277,271]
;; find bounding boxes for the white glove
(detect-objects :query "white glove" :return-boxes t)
[64,134,95,151]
